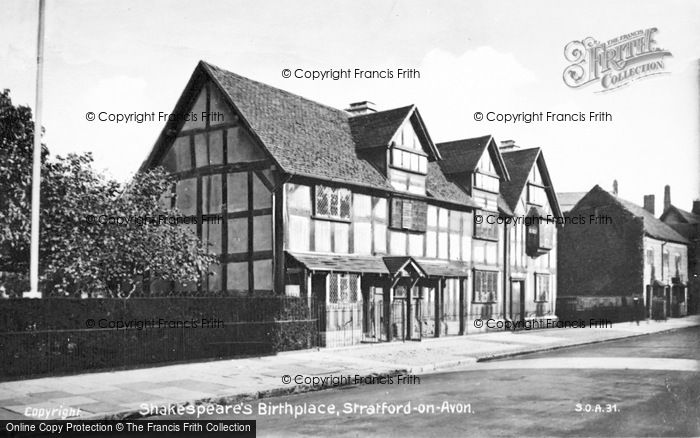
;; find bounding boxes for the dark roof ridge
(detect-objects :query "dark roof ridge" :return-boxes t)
[500,146,541,155]
[348,104,415,119]
[590,185,689,244]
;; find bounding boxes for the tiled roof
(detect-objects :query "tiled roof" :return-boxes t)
[426,162,480,208]
[500,148,541,211]
[497,195,514,216]
[348,106,414,150]
[614,196,690,244]
[287,252,472,277]
[577,186,689,244]
[435,136,492,175]
[204,62,394,191]
[286,252,389,274]
[202,62,470,207]
[382,256,427,277]
[662,205,700,225]
[414,259,472,277]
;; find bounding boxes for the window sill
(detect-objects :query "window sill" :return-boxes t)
[312,215,351,224]
[388,164,427,176]
[473,187,500,195]
[473,235,499,242]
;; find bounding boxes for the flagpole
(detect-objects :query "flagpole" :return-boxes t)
[25,0,45,299]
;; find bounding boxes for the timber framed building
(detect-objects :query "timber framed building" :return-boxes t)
[141,61,562,346]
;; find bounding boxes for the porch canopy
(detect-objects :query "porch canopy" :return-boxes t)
[286,252,389,275]
[286,252,471,278]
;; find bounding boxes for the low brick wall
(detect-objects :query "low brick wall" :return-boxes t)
[556,296,643,323]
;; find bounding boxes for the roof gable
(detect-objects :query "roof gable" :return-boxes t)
[141,60,480,208]
[349,106,440,160]
[575,185,689,244]
[660,205,700,225]
[435,136,510,180]
[349,106,412,151]
[500,148,562,218]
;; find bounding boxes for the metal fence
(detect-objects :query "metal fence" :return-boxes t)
[0,296,317,380]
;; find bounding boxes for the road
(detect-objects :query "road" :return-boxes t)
[151,327,700,437]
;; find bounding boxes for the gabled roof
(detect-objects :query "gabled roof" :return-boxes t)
[141,61,475,208]
[500,147,562,218]
[660,205,700,225]
[349,105,413,150]
[348,106,441,160]
[558,191,588,212]
[426,162,480,209]
[203,62,394,190]
[575,186,689,244]
[435,135,510,180]
[383,256,427,277]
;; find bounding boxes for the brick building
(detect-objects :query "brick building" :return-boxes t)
[660,190,700,315]
[140,61,561,346]
[558,185,690,321]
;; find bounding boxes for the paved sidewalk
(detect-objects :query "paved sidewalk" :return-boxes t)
[1,316,698,421]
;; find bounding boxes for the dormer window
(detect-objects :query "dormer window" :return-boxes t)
[390,123,428,175]
[474,173,499,193]
[472,152,499,193]
[527,184,547,206]
[391,147,427,174]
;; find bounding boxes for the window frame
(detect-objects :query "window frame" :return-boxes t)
[527,183,547,206]
[390,197,427,232]
[474,209,499,241]
[473,270,498,303]
[314,185,352,222]
[328,273,361,304]
[390,146,428,175]
[535,274,551,302]
[473,171,500,193]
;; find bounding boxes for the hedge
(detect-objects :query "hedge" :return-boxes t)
[0,297,318,380]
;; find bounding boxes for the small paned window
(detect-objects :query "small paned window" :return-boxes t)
[474,270,498,303]
[315,185,351,220]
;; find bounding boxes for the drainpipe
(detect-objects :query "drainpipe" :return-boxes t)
[503,220,510,323]
[661,241,668,318]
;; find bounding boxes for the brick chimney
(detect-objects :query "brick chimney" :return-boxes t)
[693,200,700,215]
[345,101,377,116]
[643,195,655,215]
[612,179,618,195]
[499,140,519,151]
[663,185,671,212]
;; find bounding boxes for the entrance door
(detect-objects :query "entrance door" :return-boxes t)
[509,280,525,323]
[362,287,384,342]
[391,298,406,341]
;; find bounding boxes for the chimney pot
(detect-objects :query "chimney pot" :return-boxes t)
[346,101,377,115]
[499,139,519,150]
[613,179,618,195]
[643,195,655,215]
[663,185,671,212]
[693,200,700,215]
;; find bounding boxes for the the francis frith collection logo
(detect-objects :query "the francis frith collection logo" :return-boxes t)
[563,28,672,92]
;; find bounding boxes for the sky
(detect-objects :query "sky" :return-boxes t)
[2,0,699,212]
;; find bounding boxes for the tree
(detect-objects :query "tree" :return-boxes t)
[41,155,217,297]
[0,89,217,297]
[0,89,49,274]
